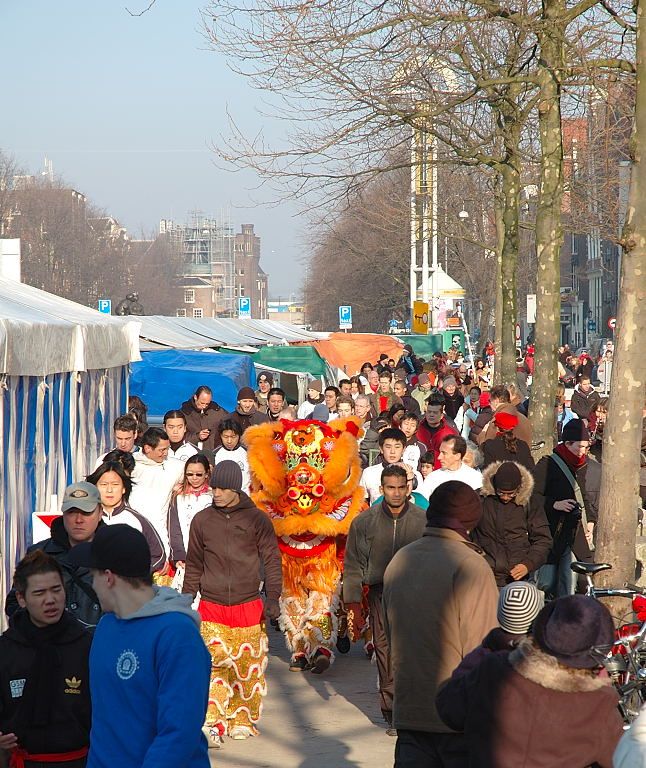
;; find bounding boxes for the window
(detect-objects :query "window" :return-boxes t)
[193,308,203,319]
[184,289,195,304]
[176,309,187,318]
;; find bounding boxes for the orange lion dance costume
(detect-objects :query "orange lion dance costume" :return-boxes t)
[245,417,364,672]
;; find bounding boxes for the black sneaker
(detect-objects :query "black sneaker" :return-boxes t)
[310,652,331,674]
[336,635,351,654]
[289,656,309,672]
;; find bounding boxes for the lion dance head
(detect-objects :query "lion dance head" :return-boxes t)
[244,417,365,595]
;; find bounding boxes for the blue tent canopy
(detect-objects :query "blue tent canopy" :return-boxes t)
[129,350,255,419]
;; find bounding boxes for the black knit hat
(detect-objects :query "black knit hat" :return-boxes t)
[493,462,522,491]
[533,595,614,669]
[237,386,256,401]
[210,460,243,492]
[561,420,591,443]
[427,481,482,531]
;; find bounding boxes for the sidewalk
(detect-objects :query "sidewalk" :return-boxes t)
[212,627,396,767]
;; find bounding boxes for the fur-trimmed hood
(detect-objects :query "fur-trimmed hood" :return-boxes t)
[509,638,612,693]
[481,460,534,505]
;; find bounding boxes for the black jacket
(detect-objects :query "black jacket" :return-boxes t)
[343,500,426,603]
[5,517,102,629]
[570,386,601,421]
[482,436,535,474]
[0,610,92,754]
[443,391,465,421]
[532,452,597,562]
[474,462,552,587]
[229,407,269,433]
[182,493,282,605]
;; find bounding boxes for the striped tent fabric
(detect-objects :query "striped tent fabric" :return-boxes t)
[0,366,128,626]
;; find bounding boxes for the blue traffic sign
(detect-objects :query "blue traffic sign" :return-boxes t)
[389,319,399,329]
[339,305,352,329]
[98,299,112,314]
[587,319,596,332]
[238,297,251,318]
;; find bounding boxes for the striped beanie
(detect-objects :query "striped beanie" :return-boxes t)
[497,582,544,634]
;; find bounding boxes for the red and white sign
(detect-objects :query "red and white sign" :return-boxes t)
[608,317,617,331]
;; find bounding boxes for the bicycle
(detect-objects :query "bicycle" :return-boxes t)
[571,561,646,723]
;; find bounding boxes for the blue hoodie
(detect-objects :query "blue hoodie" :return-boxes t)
[87,587,210,768]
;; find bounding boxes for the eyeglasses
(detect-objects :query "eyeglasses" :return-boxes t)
[186,472,206,478]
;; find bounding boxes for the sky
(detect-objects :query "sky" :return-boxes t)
[1,1,303,297]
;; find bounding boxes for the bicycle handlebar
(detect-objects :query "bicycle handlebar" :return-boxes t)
[625,583,646,596]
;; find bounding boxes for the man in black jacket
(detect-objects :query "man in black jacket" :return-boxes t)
[4,483,103,629]
[343,465,426,735]
[0,550,92,768]
[532,420,596,597]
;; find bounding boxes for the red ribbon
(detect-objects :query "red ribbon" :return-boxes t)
[10,746,89,768]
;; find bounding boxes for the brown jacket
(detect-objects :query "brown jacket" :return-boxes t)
[436,638,623,767]
[182,493,282,605]
[180,398,229,452]
[382,527,498,733]
[477,403,532,447]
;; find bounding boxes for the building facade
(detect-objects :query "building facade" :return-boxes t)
[168,216,268,319]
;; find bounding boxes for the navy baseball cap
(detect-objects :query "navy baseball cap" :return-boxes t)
[68,524,151,577]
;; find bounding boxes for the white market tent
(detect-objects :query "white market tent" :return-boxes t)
[138,316,327,351]
[0,278,141,617]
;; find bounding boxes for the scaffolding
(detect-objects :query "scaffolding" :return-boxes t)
[161,211,235,317]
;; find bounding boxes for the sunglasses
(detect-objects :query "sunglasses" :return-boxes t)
[186,472,206,478]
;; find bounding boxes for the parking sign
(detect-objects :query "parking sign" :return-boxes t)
[339,305,352,329]
[98,299,112,314]
[238,297,252,318]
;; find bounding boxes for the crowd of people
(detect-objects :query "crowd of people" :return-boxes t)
[0,336,643,768]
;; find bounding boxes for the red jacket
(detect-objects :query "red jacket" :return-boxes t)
[416,418,458,469]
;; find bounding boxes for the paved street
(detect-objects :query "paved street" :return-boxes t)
[213,628,396,767]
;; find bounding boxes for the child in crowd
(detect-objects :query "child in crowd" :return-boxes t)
[213,419,251,493]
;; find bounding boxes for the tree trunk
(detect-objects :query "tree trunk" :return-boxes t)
[494,186,504,384]
[529,2,566,457]
[595,5,646,614]
[499,106,522,386]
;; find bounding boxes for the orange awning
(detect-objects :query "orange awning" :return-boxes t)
[301,333,405,376]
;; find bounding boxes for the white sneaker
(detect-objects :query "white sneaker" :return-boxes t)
[202,726,224,749]
[229,725,253,740]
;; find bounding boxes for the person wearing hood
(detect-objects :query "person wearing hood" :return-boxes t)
[182,461,282,746]
[228,387,269,433]
[297,380,324,419]
[436,595,624,768]
[130,427,184,556]
[0,551,93,768]
[532,420,596,598]
[69,524,211,768]
[474,462,551,587]
[4,482,104,629]
[180,385,228,453]
[382,481,498,767]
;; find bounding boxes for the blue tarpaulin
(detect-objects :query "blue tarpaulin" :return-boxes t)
[129,349,255,419]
